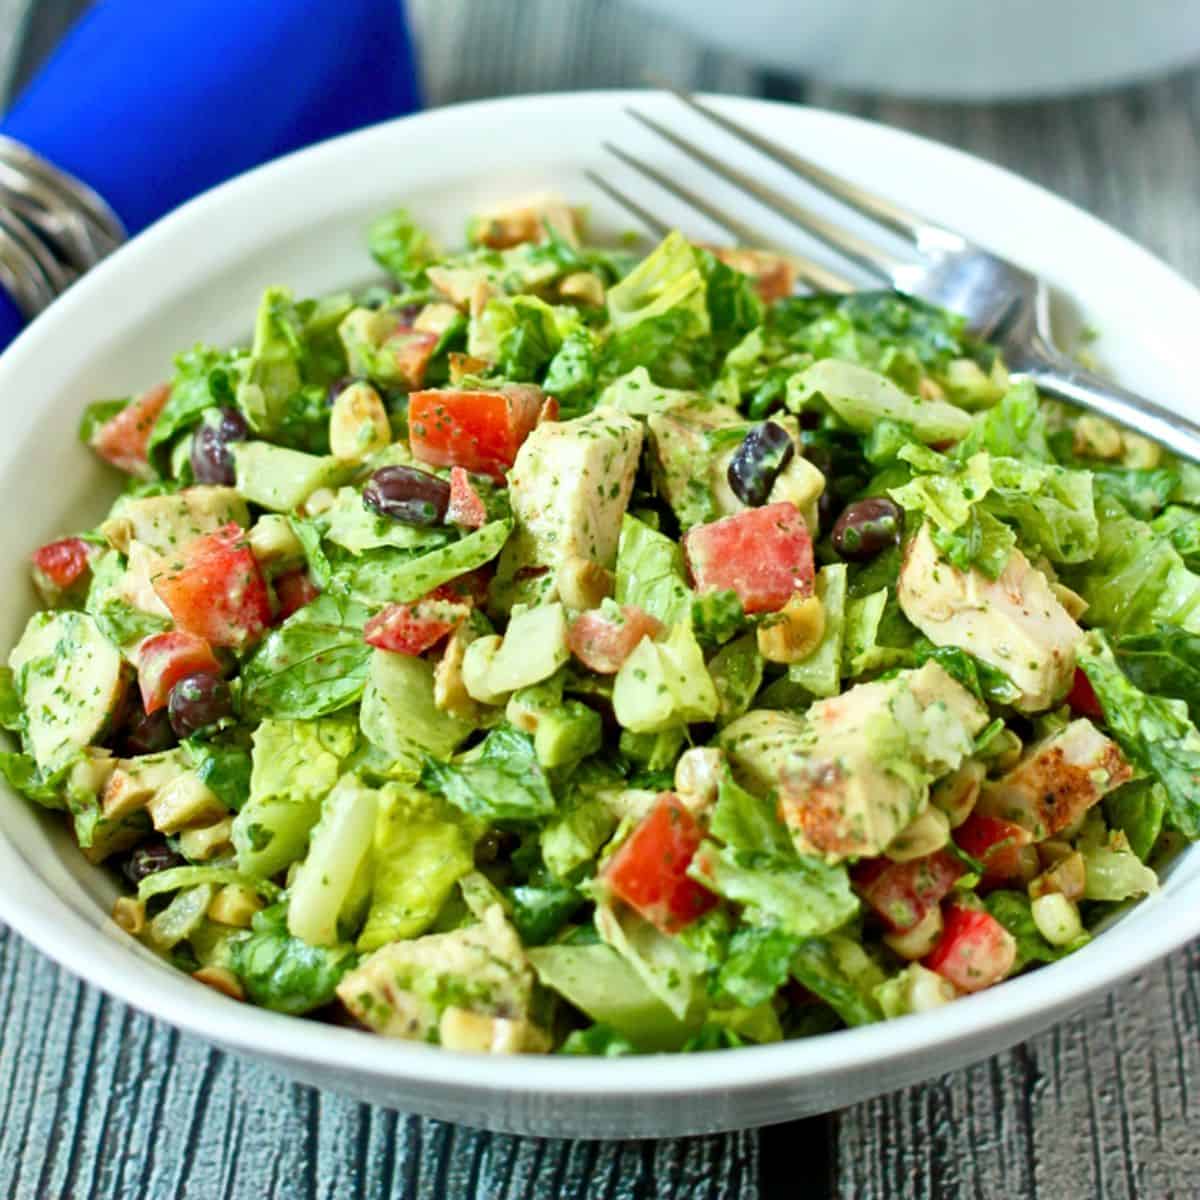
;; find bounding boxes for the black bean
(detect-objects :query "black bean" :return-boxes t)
[832,497,905,561]
[363,464,451,526]
[121,840,183,887]
[168,672,233,738]
[190,406,249,485]
[326,375,358,407]
[120,707,177,756]
[727,421,795,507]
[802,445,838,532]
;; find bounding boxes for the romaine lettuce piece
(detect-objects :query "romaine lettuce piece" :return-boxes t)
[367,208,438,284]
[1065,497,1200,636]
[233,715,356,879]
[527,941,699,1051]
[231,905,357,1015]
[420,726,556,823]
[707,633,764,726]
[957,379,1050,460]
[346,520,511,607]
[687,842,858,938]
[236,286,306,435]
[595,902,707,1023]
[1079,630,1200,838]
[614,515,691,626]
[789,935,884,1027]
[1113,625,1200,725]
[287,774,378,946]
[716,925,800,1008]
[787,563,847,699]
[612,621,718,733]
[468,293,574,380]
[360,650,475,764]
[240,592,372,720]
[788,359,972,444]
[1103,777,1167,863]
[356,783,476,951]
[605,231,710,338]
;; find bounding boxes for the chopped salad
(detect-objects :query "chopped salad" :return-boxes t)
[4,193,1199,1055]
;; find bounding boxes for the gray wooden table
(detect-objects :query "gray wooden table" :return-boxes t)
[3,2,1200,1196]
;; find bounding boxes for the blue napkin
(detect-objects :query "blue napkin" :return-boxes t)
[0,0,422,348]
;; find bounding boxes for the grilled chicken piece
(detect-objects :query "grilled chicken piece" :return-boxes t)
[898,524,1084,713]
[976,719,1132,839]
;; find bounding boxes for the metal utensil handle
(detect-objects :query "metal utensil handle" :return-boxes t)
[0,137,125,320]
[1016,344,1200,465]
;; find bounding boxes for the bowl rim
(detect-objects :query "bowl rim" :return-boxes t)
[1,88,1198,1104]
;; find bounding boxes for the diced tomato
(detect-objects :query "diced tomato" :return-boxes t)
[446,466,488,529]
[1066,667,1104,721]
[852,850,963,933]
[604,794,716,933]
[924,905,1017,994]
[683,502,814,614]
[954,812,1034,883]
[274,569,320,621]
[567,605,663,674]
[152,523,271,649]
[408,385,545,480]
[363,588,472,655]
[135,631,222,714]
[31,536,94,595]
[90,383,170,478]
[384,327,439,389]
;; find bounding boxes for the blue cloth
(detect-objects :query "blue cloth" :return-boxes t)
[0,0,422,348]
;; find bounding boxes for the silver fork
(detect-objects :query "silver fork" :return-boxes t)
[587,88,1200,463]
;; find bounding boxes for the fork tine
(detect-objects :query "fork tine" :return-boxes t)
[584,169,671,240]
[626,106,903,285]
[600,144,856,295]
[658,83,965,253]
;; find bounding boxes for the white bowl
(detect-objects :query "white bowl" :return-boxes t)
[0,92,1198,1139]
[625,0,1200,100]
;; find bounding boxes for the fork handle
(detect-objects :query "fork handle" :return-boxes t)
[1015,346,1200,465]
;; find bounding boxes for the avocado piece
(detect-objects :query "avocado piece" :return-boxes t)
[102,486,249,556]
[246,514,306,570]
[232,716,356,878]
[232,441,350,513]
[9,611,129,775]
[484,603,570,695]
[612,622,718,733]
[618,726,687,771]
[534,701,602,769]
[360,650,475,764]
[541,785,620,879]
[337,902,535,1040]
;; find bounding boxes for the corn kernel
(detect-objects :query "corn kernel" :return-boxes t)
[192,965,245,1001]
[329,381,391,462]
[884,905,944,961]
[756,594,825,664]
[111,896,147,936]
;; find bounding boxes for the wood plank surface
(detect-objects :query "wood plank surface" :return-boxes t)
[1,1,1199,1196]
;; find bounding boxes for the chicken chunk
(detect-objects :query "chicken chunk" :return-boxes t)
[976,719,1132,839]
[898,524,1084,712]
[337,904,541,1044]
[493,407,642,608]
[722,663,986,863]
[101,486,248,557]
